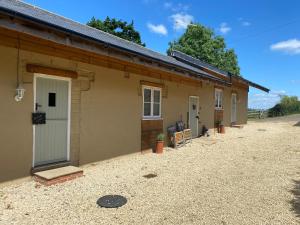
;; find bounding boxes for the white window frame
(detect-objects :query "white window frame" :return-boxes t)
[142,85,162,119]
[215,88,223,110]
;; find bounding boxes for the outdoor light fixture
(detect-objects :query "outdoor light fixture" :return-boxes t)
[14,39,25,102]
[15,84,25,102]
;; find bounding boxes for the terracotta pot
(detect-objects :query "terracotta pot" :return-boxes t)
[219,125,225,134]
[156,141,164,154]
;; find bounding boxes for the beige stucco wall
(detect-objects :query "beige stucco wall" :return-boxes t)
[0,45,249,182]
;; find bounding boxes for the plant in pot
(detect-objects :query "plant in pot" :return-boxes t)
[216,120,225,134]
[156,133,165,154]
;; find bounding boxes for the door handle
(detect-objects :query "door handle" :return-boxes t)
[35,103,42,111]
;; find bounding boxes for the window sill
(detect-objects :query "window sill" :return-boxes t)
[142,117,163,121]
[215,108,224,111]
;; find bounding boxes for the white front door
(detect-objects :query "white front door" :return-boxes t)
[33,74,71,167]
[189,96,199,138]
[231,93,237,123]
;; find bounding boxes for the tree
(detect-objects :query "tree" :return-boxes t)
[268,95,300,117]
[167,23,240,75]
[87,17,145,46]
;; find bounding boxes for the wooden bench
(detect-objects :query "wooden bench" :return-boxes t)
[183,129,192,144]
[174,131,185,148]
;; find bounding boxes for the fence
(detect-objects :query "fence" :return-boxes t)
[248,110,268,119]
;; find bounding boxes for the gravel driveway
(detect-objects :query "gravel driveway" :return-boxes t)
[1,115,300,225]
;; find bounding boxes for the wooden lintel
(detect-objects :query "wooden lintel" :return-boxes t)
[140,80,165,88]
[26,64,78,78]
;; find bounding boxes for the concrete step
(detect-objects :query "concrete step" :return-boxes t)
[33,166,83,186]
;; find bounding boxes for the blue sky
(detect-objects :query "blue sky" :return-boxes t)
[24,0,300,109]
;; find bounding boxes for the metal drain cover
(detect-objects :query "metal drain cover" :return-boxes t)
[97,195,127,208]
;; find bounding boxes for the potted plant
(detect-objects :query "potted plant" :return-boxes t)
[219,121,225,134]
[156,133,164,154]
[216,120,225,134]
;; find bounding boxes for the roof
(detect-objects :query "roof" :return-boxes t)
[0,0,227,84]
[170,50,270,92]
[170,50,230,78]
[0,0,268,92]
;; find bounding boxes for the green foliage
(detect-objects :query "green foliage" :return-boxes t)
[157,133,165,141]
[87,17,145,46]
[268,96,300,117]
[167,23,240,75]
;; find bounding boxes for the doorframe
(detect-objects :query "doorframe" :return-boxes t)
[231,93,237,123]
[32,73,72,168]
[188,96,199,137]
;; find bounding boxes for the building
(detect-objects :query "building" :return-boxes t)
[0,0,269,183]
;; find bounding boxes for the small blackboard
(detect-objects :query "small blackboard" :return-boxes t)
[32,112,46,125]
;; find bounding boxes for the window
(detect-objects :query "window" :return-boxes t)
[48,92,56,107]
[215,88,223,110]
[143,86,161,118]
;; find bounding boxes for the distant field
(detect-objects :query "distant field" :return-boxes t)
[250,113,300,123]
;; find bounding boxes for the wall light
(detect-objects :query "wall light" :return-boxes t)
[15,84,25,102]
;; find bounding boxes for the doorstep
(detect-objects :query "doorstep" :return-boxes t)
[31,161,71,174]
[33,166,83,186]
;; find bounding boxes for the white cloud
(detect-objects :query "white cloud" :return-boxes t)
[290,79,300,84]
[242,21,251,26]
[164,2,172,9]
[270,39,300,54]
[238,18,251,26]
[249,90,286,109]
[164,2,189,11]
[218,22,231,34]
[170,13,193,30]
[147,23,168,35]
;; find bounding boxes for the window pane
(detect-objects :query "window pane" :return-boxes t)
[153,103,160,116]
[48,92,56,107]
[220,91,223,107]
[144,89,151,102]
[215,91,219,107]
[154,90,160,103]
[144,103,151,116]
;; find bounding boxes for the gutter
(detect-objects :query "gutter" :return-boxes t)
[170,50,269,92]
[0,6,230,86]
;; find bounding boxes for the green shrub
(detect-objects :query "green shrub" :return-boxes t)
[268,96,300,117]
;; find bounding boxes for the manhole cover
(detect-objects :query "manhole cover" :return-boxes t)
[143,173,157,179]
[97,195,127,208]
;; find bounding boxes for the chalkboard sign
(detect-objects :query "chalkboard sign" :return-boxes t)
[32,112,46,125]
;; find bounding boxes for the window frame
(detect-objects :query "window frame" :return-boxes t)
[215,88,223,110]
[142,85,162,119]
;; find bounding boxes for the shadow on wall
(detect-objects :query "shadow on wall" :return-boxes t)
[290,179,300,218]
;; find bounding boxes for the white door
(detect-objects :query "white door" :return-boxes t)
[34,75,71,167]
[189,96,199,138]
[231,93,237,123]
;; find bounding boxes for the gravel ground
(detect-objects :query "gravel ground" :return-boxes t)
[1,115,300,225]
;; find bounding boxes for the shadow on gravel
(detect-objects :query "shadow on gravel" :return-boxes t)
[290,179,300,217]
[294,121,300,127]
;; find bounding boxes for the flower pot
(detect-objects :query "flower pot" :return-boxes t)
[156,141,164,154]
[219,125,225,134]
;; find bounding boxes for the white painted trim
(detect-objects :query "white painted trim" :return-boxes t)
[189,96,199,137]
[215,88,223,110]
[142,85,162,119]
[231,93,237,123]
[32,73,71,167]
